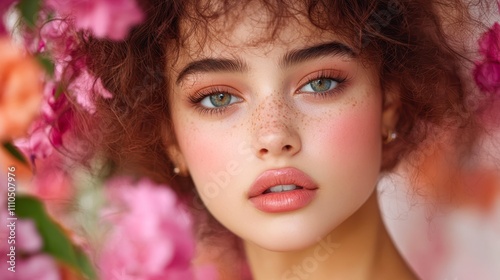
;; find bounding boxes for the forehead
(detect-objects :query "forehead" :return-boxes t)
[171,1,351,67]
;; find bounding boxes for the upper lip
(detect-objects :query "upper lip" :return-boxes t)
[248,167,318,198]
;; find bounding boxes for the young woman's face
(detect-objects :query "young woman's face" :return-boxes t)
[168,4,396,251]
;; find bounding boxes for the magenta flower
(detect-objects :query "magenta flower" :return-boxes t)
[474,22,500,94]
[478,22,500,61]
[97,177,214,280]
[15,40,112,160]
[38,19,113,113]
[14,85,73,160]
[46,0,144,41]
[474,61,500,93]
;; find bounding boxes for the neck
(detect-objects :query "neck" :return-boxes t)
[243,191,417,280]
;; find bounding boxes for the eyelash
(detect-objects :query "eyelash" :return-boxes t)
[296,70,348,98]
[188,70,349,116]
[188,86,237,116]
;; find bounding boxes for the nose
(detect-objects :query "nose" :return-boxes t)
[251,100,302,159]
[255,128,301,158]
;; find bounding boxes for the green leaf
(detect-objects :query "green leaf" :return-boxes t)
[16,196,97,279]
[2,142,28,165]
[76,248,98,280]
[55,83,65,99]
[16,196,78,264]
[35,54,55,77]
[16,0,41,28]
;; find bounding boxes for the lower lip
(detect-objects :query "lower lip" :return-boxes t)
[249,189,317,213]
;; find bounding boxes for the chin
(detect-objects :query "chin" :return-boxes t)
[259,239,323,252]
[241,217,341,252]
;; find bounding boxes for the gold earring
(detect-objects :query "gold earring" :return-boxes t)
[384,130,398,144]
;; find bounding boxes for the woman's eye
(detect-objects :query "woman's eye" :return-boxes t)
[300,78,338,92]
[200,93,241,108]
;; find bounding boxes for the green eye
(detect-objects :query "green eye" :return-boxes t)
[200,93,240,108]
[211,93,231,107]
[301,78,337,92]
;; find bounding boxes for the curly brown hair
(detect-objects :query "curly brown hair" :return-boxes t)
[74,0,489,183]
[70,1,492,263]
[65,0,495,276]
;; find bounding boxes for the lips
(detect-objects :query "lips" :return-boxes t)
[248,167,318,213]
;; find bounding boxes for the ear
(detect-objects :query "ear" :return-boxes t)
[162,122,189,176]
[381,83,401,138]
[167,144,189,176]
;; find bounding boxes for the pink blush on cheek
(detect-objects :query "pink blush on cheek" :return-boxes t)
[308,103,383,179]
[180,129,229,171]
[176,124,244,190]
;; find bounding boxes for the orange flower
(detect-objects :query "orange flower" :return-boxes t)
[0,37,43,141]
[412,132,500,213]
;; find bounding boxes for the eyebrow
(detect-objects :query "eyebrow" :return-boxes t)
[176,58,248,84]
[281,41,356,68]
[175,41,356,85]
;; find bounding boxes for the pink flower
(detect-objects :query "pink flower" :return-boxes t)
[97,177,213,280]
[15,121,54,160]
[46,0,144,41]
[478,22,500,61]
[38,19,112,113]
[30,158,74,205]
[0,0,16,35]
[38,19,78,62]
[0,215,59,280]
[69,70,112,113]
[10,255,60,280]
[15,81,78,160]
[14,62,108,160]
[17,220,43,253]
[474,61,500,93]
